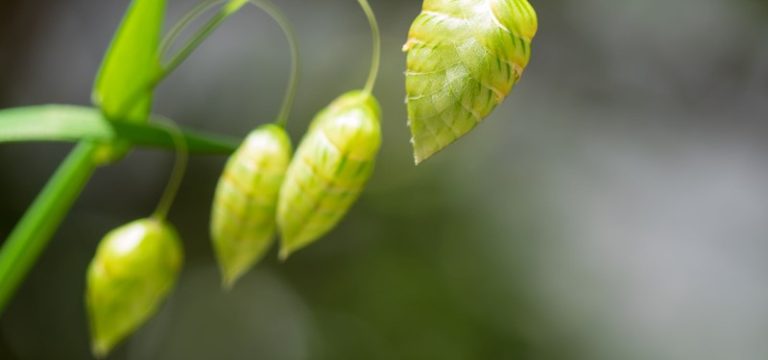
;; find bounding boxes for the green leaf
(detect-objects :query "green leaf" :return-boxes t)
[224,0,249,14]
[0,105,238,154]
[93,0,167,123]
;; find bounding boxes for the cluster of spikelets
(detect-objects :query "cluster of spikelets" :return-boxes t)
[211,90,382,287]
[84,90,382,357]
[83,0,537,357]
[82,0,384,353]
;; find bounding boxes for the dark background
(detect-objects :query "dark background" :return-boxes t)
[1,0,768,359]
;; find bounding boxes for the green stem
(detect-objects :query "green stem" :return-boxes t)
[0,142,99,314]
[357,0,380,94]
[160,0,227,57]
[159,14,228,82]
[151,121,188,220]
[249,0,299,128]
[115,1,243,118]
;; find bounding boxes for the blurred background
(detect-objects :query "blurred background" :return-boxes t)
[2,0,768,359]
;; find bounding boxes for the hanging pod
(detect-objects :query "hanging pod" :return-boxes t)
[403,0,538,164]
[85,120,187,357]
[277,90,381,258]
[211,125,292,286]
[277,0,382,259]
[86,218,183,358]
[209,0,299,287]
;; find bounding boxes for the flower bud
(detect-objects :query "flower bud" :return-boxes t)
[210,124,292,287]
[86,218,183,358]
[277,90,381,258]
[403,0,537,163]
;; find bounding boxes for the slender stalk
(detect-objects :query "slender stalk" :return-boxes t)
[0,143,99,313]
[159,12,230,82]
[116,1,243,117]
[249,0,299,128]
[160,0,227,56]
[357,0,380,94]
[151,121,188,220]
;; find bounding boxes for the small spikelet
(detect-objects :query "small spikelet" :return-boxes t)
[403,0,538,164]
[210,124,292,287]
[277,90,381,258]
[86,218,183,358]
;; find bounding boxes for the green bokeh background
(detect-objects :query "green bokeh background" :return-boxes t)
[1,0,768,359]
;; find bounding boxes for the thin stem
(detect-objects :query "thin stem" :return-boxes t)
[151,121,188,220]
[249,0,299,128]
[0,142,99,314]
[159,12,230,82]
[160,0,227,56]
[357,0,380,94]
[115,1,243,118]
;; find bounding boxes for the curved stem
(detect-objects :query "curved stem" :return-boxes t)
[158,12,231,85]
[115,1,243,119]
[160,0,227,57]
[249,0,299,128]
[151,121,188,220]
[357,0,380,94]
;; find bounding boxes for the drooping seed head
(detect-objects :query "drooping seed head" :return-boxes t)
[210,124,292,287]
[277,90,381,258]
[404,0,538,164]
[86,218,183,358]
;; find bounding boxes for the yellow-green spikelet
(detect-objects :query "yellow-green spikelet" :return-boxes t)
[86,218,183,358]
[210,124,292,287]
[278,90,381,258]
[403,0,538,164]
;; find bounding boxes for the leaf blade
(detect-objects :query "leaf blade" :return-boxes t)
[0,105,238,154]
[93,0,167,123]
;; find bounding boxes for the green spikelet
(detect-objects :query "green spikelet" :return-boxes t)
[277,90,381,259]
[210,124,292,287]
[86,218,183,358]
[403,0,538,164]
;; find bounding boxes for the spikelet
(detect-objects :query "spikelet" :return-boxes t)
[403,0,538,164]
[277,90,381,258]
[210,124,292,287]
[86,218,183,358]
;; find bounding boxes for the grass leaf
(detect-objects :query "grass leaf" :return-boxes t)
[0,105,238,154]
[92,0,167,123]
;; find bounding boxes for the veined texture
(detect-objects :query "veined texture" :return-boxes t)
[403,0,537,164]
[278,91,381,258]
[86,218,182,358]
[211,124,292,287]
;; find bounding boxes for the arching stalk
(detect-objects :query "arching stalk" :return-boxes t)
[159,0,228,57]
[151,121,188,220]
[357,0,380,94]
[249,0,300,128]
[115,0,245,117]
